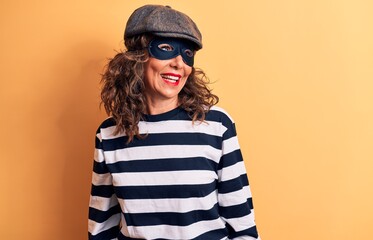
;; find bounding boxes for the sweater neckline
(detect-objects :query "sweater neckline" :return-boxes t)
[143,107,183,122]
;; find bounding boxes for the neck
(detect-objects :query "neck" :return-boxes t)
[145,97,179,115]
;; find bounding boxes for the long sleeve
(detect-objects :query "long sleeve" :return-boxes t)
[88,129,121,240]
[217,119,260,240]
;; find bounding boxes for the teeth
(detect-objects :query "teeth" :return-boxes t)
[161,74,179,81]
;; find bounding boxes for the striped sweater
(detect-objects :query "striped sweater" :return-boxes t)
[88,106,260,240]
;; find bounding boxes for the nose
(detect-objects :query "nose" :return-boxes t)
[170,55,184,69]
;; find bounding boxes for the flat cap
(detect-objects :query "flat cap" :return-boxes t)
[124,5,202,49]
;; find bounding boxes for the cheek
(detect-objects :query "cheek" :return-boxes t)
[184,66,193,78]
[181,68,192,89]
[143,62,160,86]
[145,58,165,75]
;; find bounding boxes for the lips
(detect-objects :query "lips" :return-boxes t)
[161,73,182,86]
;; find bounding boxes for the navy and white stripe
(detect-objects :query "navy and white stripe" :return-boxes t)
[88,106,260,239]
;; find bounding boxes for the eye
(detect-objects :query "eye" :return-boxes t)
[157,43,174,52]
[184,49,194,58]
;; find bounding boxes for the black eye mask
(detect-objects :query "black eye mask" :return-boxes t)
[148,38,196,67]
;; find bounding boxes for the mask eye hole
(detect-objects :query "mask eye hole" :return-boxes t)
[184,49,194,58]
[158,43,174,52]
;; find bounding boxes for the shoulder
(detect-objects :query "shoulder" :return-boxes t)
[206,106,235,126]
[95,117,118,140]
[206,106,238,138]
[98,117,116,129]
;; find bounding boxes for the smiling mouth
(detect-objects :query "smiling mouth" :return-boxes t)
[161,74,181,85]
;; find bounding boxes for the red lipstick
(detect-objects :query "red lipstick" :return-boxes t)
[161,73,182,86]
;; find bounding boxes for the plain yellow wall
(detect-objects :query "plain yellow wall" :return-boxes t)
[1,0,372,239]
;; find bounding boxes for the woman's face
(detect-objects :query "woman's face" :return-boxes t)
[143,52,192,107]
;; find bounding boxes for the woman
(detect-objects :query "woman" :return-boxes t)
[88,5,260,240]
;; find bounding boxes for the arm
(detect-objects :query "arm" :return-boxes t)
[88,129,121,240]
[218,120,260,240]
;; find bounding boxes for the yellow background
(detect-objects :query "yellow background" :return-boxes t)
[1,0,372,239]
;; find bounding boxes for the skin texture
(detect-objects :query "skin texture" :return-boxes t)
[143,55,192,115]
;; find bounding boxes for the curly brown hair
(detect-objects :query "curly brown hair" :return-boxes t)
[100,34,219,143]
